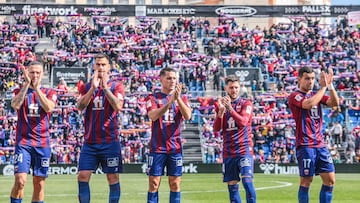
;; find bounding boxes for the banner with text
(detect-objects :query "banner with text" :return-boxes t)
[52,66,88,86]
[1,163,358,175]
[0,4,359,17]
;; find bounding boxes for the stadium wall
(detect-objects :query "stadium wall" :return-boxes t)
[1,163,359,175]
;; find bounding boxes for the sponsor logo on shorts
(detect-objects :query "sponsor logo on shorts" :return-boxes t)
[41,158,50,167]
[304,169,309,175]
[240,158,251,167]
[176,158,183,167]
[107,157,119,167]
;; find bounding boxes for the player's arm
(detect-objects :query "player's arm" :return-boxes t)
[77,71,99,111]
[11,83,30,110]
[301,87,327,109]
[102,73,123,111]
[35,88,56,112]
[11,65,30,110]
[226,99,252,127]
[77,86,95,111]
[302,71,327,110]
[148,101,173,121]
[325,86,339,107]
[325,69,339,107]
[103,88,123,111]
[176,96,192,120]
[213,98,225,132]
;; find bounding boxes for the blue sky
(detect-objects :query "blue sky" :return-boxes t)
[332,0,360,5]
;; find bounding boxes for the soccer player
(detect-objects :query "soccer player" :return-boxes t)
[146,67,192,203]
[76,54,124,203]
[213,75,256,203]
[10,61,57,203]
[288,66,339,203]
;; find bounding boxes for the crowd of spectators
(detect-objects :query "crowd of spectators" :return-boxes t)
[0,12,360,165]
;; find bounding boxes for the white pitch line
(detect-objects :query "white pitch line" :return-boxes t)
[0,181,292,197]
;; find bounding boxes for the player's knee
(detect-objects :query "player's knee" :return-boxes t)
[14,178,26,191]
[325,178,335,186]
[149,179,160,191]
[169,181,180,192]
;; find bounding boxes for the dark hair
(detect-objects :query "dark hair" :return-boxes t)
[159,67,177,77]
[94,53,110,62]
[298,66,314,77]
[225,75,240,85]
[28,61,43,67]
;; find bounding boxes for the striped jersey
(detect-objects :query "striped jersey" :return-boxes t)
[146,92,190,154]
[79,81,124,144]
[215,97,254,158]
[14,87,57,148]
[288,90,329,148]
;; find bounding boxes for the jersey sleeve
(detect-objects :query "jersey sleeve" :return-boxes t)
[114,82,125,101]
[46,89,58,103]
[288,92,304,108]
[181,95,191,108]
[79,82,88,96]
[146,94,157,112]
[13,87,20,96]
[321,95,330,105]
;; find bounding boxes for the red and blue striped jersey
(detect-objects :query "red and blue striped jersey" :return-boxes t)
[288,90,329,148]
[14,87,57,148]
[146,92,190,154]
[214,97,254,158]
[79,81,124,144]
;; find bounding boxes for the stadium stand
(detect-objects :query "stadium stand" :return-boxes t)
[0,12,359,165]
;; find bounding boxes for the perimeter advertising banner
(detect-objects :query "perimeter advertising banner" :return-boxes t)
[0,4,359,17]
[224,68,260,86]
[52,66,88,86]
[1,163,359,175]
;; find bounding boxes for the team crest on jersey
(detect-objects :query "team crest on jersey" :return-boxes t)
[295,94,303,102]
[226,117,237,131]
[28,103,40,117]
[93,96,104,110]
[107,157,119,167]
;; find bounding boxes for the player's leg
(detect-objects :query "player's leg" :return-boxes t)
[78,144,98,203]
[239,156,256,203]
[78,171,92,203]
[223,157,241,203]
[296,147,316,203]
[147,153,166,203]
[317,147,336,203]
[100,142,123,203]
[31,146,51,203]
[106,174,120,203]
[10,145,31,203]
[10,173,27,203]
[167,153,183,203]
[32,176,46,203]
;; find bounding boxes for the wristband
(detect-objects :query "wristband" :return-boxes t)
[328,83,334,91]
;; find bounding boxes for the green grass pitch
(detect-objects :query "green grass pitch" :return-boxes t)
[1,173,359,202]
